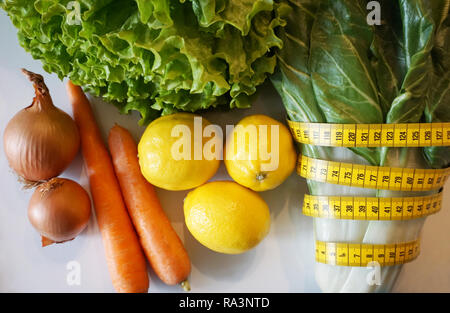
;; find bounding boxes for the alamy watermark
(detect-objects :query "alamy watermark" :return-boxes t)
[66,1,81,25]
[366,261,382,286]
[66,260,81,286]
[367,1,382,26]
[170,117,280,172]
[65,1,383,27]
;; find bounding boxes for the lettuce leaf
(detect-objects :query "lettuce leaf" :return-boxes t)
[1,0,285,124]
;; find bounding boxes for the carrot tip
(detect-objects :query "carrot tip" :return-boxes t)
[181,279,191,292]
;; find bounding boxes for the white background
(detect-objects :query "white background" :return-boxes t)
[0,11,449,293]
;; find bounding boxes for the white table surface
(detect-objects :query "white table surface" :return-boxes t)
[0,10,449,293]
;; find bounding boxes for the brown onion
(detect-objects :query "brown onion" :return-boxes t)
[3,69,80,183]
[28,178,91,245]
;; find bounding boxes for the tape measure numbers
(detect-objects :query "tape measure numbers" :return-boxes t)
[315,239,420,267]
[297,155,450,191]
[289,121,447,268]
[303,192,442,220]
[288,120,450,148]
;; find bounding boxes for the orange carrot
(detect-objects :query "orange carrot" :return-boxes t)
[108,125,191,289]
[66,81,149,293]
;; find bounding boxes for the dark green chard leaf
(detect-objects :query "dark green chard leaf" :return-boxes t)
[309,0,383,124]
[272,0,383,165]
[379,0,449,167]
[271,0,322,123]
[309,0,382,165]
[370,0,406,116]
[424,3,450,168]
[384,0,437,125]
[270,0,328,161]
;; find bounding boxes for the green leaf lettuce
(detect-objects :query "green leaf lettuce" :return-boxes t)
[1,0,285,124]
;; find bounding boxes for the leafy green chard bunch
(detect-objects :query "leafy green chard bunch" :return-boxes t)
[272,0,449,292]
[1,0,285,124]
[273,0,450,170]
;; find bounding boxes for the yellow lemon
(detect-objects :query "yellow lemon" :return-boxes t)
[184,181,270,254]
[224,115,297,191]
[138,113,220,191]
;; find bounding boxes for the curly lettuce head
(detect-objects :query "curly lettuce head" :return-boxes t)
[1,0,285,124]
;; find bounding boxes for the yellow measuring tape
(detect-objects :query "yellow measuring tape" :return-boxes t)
[289,120,449,267]
[315,239,420,267]
[288,120,450,147]
[297,154,450,191]
[303,192,442,220]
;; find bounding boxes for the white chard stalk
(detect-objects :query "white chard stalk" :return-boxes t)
[272,0,450,292]
[312,148,430,292]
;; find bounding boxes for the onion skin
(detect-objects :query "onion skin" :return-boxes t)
[3,69,80,182]
[28,178,91,244]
